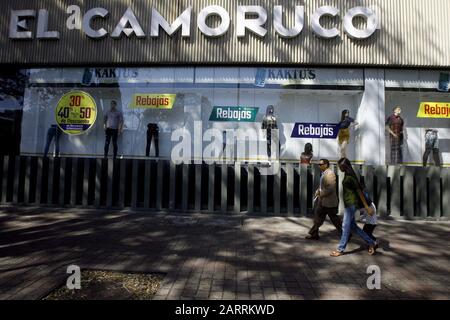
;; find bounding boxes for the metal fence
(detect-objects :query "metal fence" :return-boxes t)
[1,156,449,219]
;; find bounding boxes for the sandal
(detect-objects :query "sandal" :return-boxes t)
[330,250,344,257]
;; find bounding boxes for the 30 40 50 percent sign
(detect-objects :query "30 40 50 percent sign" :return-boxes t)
[55,91,98,135]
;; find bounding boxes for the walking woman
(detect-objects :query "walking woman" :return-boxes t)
[330,158,377,257]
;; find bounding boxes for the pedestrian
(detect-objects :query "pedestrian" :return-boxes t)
[103,100,124,159]
[360,203,378,249]
[306,159,342,240]
[330,158,377,257]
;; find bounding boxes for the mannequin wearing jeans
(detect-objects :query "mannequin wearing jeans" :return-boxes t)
[146,123,159,157]
[423,129,441,167]
[43,124,62,157]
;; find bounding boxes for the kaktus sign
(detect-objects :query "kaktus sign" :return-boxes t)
[9,5,379,41]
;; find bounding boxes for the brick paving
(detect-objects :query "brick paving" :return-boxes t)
[0,206,449,300]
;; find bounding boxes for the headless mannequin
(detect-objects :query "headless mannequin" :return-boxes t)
[262,105,278,159]
[146,123,159,157]
[44,124,62,157]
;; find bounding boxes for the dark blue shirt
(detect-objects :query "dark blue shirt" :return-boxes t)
[339,117,355,129]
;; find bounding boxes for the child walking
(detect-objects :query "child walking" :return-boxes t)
[360,202,378,249]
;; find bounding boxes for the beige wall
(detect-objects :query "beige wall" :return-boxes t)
[1,0,450,67]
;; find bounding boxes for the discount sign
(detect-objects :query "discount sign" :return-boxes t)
[55,91,97,135]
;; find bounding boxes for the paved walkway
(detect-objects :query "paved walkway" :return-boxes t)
[0,206,449,300]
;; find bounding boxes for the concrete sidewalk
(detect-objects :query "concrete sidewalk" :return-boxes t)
[0,206,449,300]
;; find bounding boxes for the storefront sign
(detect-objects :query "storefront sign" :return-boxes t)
[209,106,259,122]
[417,102,450,118]
[55,91,97,135]
[255,68,317,87]
[9,5,379,41]
[130,94,176,109]
[291,123,340,139]
[252,68,364,87]
[82,68,139,85]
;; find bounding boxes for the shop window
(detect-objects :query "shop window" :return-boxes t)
[0,70,27,156]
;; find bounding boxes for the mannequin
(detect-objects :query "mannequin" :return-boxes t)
[300,143,313,164]
[146,123,159,157]
[385,106,405,165]
[43,124,62,157]
[261,105,278,159]
[423,129,441,167]
[337,110,358,159]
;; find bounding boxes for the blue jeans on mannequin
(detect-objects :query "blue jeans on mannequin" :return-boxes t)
[337,205,375,252]
[44,126,61,157]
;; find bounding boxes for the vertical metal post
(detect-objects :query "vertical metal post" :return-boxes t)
[388,165,401,217]
[234,162,241,214]
[247,165,254,215]
[300,164,308,216]
[208,163,215,213]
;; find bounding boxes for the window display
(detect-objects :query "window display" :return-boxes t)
[1,67,444,166]
[385,69,450,167]
[0,70,26,156]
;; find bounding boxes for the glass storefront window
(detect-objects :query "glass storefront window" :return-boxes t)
[1,66,447,166]
[0,70,27,156]
[385,70,450,166]
[17,67,365,163]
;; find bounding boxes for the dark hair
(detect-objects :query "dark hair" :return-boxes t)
[341,109,349,122]
[304,143,313,154]
[319,159,330,168]
[337,158,366,190]
[266,105,274,115]
[111,100,117,106]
